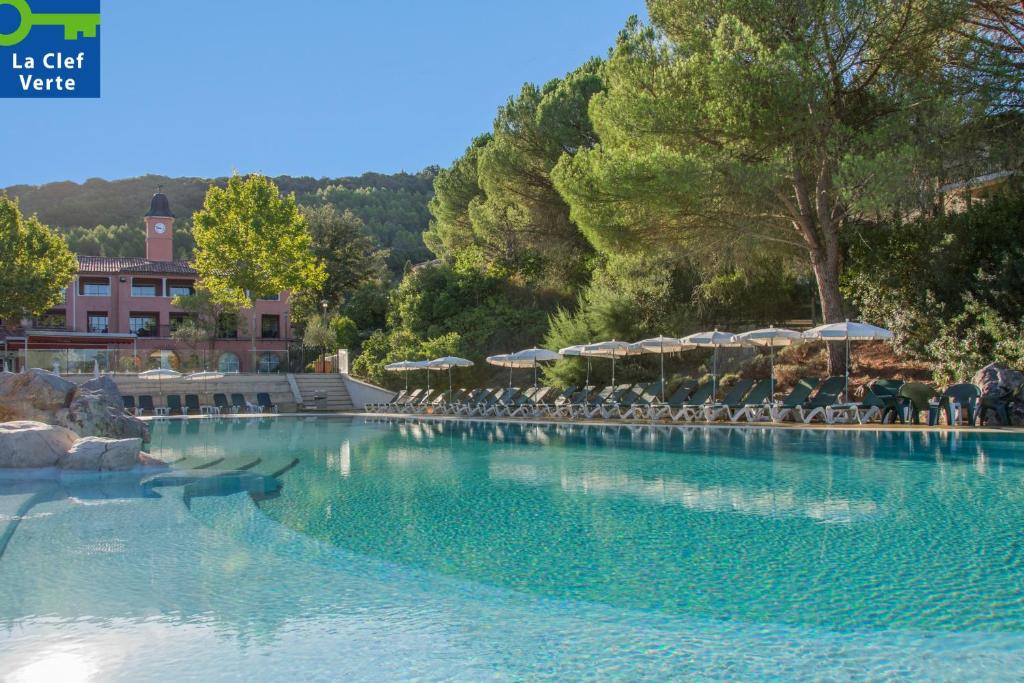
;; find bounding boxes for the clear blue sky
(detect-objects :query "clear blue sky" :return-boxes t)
[0,0,647,187]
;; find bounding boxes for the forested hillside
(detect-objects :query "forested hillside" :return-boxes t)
[3,169,436,276]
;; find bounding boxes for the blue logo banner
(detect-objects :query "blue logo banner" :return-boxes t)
[0,0,100,98]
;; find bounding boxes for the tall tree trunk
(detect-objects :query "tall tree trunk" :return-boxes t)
[809,247,846,376]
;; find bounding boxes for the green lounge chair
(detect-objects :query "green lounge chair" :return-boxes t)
[579,385,634,419]
[828,379,905,424]
[540,386,591,418]
[766,378,820,422]
[599,383,656,419]
[137,395,156,415]
[184,394,202,415]
[785,377,847,423]
[668,382,716,422]
[723,380,774,422]
[618,382,665,419]
[646,381,697,420]
[166,395,184,416]
[508,387,555,417]
[978,383,1023,426]
[701,379,755,422]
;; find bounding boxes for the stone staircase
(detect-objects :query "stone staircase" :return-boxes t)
[290,374,354,412]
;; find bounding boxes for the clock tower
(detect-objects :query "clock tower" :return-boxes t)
[144,190,175,262]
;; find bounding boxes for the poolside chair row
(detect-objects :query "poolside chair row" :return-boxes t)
[122,392,279,416]
[367,379,985,426]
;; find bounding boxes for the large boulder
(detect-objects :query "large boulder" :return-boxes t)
[972,363,1024,425]
[0,421,78,468]
[66,376,149,441]
[0,369,75,423]
[61,436,147,471]
[0,369,148,441]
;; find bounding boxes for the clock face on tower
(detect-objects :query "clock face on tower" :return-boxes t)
[154,222,167,235]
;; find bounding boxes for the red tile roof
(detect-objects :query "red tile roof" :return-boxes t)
[76,256,197,275]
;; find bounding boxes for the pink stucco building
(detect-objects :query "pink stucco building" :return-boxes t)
[2,192,294,374]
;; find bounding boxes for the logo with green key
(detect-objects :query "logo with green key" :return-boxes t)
[0,0,100,98]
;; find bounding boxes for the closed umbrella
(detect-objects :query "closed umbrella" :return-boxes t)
[581,340,637,386]
[732,328,805,400]
[426,356,474,401]
[559,344,592,385]
[509,347,562,388]
[486,353,532,388]
[802,321,894,402]
[628,336,694,401]
[679,330,743,401]
[385,360,429,392]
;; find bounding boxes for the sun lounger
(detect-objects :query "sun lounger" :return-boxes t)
[166,395,184,416]
[495,387,540,417]
[482,388,522,416]
[667,382,715,422]
[787,377,847,423]
[213,393,231,414]
[231,393,255,413]
[617,382,665,419]
[765,378,820,422]
[447,388,489,415]
[366,389,408,412]
[646,382,697,420]
[508,387,555,417]
[538,386,589,418]
[256,392,278,413]
[827,379,904,424]
[723,379,780,422]
[400,390,437,414]
[122,395,137,415]
[137,395,155,416]
[701,379,755,421]
[578,385,632,419]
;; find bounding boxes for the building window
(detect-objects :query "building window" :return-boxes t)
[34,311,66,330]
[87,313,109,334]
[261,315,280,339]
[169,313,195,333]
[79,278,110,296]
[217,352,240,373]
[216,313,239,339]
[129,313,159,337]
[258,352,281,373]
[258,293,280,301]
[131,279,160,297]
[167,281,194,298]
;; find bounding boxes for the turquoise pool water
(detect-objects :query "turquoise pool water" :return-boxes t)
[1,416,1023,681]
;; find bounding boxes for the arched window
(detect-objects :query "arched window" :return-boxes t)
[217,352,240,373]
[258,352,280,373]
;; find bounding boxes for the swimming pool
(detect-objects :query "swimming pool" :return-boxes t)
[1,416,1022,680]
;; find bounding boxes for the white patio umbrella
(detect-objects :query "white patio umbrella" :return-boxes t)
[137,367,182,397]
[385,360,429,391]
[486,353,532,388]
[732,328,805,400]
[802,320,894,402]
[426,356,475,400]
[186,370,224,404]
[581,340,637,386]
[509,347,562,388]
[628,336,694,401]
[679,330,743,401]
[559,344,593,385]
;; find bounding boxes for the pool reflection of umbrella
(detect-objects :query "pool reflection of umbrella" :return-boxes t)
[732,328,804,401]
[802,321,894,402]
[509,348,562,388]
[580,340,637,386]
[426,356,474,401]
[559,344,592,385]
[138,368,182,398]
[486,354,532,388]
[385,360,429,392]
[679,330,743,401]
[628,336,693,401]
